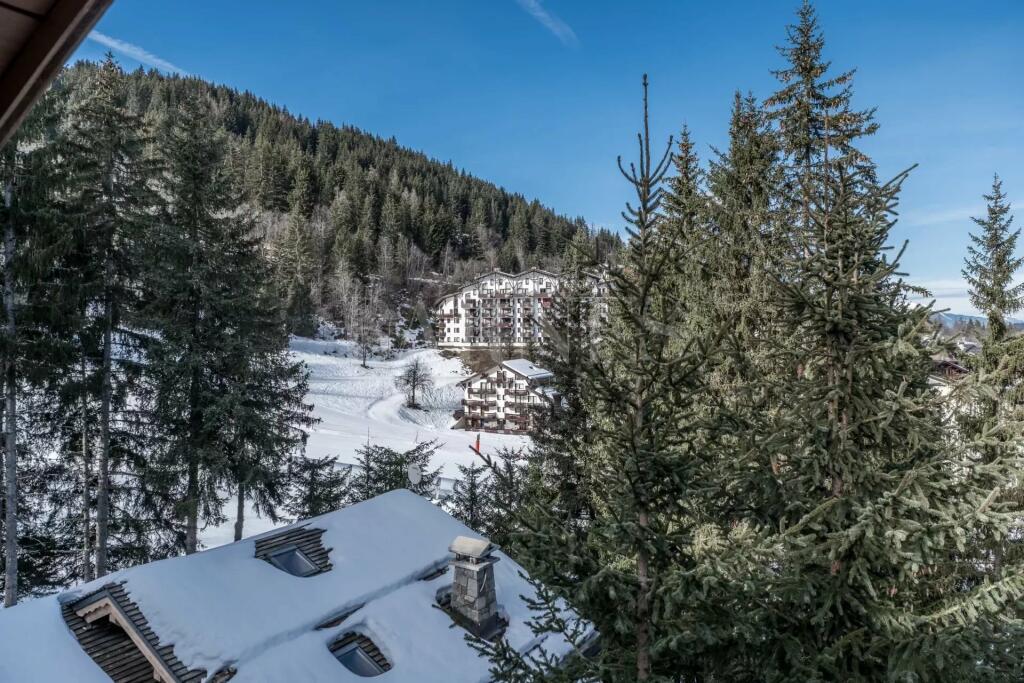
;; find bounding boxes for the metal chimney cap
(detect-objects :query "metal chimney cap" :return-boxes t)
[449,535,495,559]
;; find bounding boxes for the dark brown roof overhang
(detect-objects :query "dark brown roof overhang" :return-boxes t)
[0,0,113,146]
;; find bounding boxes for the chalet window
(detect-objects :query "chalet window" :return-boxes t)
[267,545,318,577]
[330,633,392,677]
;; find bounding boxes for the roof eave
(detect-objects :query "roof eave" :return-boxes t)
[0,0,113,147]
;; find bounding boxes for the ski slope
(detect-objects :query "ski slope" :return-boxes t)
[203,337,529,547]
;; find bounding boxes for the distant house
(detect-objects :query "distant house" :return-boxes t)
[930,352,969,388]
[0,490,591,682]
[456,359,559,434]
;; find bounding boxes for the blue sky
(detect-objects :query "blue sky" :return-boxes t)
[72,1,1023,314]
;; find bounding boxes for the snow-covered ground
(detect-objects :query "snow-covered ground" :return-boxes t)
[203,338,529,548]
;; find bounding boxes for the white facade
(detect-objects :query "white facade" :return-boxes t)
[457,359,558,433]
[435,269,559,348]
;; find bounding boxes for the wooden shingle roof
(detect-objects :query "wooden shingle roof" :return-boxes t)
[61,582,206,683]
[253,524,333,575]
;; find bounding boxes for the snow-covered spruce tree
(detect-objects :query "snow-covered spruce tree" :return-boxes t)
[742,4,1024,678]
[956,176,1024,580]
[347,440,441,504]
[51,54,161,578]
[481,76,737,682]
[144,94,312,553]
[285,455,351,520]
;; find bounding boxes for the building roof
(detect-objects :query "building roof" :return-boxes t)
[0,0,113,146]
[502,358,554,381]
[0,490,583,683]
[434,268,560,305]
[458,359,555,386]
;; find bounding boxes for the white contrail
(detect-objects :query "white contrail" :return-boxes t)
[87,31,189,75]
[515,0,578,46]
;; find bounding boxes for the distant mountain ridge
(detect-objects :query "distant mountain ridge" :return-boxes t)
[930,312,1024,330]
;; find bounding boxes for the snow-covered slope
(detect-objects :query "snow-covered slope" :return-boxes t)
[0,491,582,683]
[295,337,527,475]
[203,338,529,547]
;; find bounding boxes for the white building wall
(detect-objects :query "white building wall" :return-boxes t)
[436,269,559,348]
[460,366,551,432]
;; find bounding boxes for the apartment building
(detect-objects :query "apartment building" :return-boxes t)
[456,359,559,433]
[435,269,559,348]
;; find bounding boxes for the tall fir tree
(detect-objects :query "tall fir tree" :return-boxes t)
[56,54,159,577]
[145,95,312,553]
[484,76,732,682]
[958,175,1024,579]
[739,5,1024,678]
[963,175,1023,344]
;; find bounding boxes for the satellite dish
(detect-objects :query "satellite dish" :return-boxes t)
[407,463,423,486]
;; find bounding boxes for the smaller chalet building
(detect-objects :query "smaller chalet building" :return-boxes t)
[0,491,590,683]
[456,359,559,434]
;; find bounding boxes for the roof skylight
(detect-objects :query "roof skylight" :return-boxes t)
[267,546,318,577]
[329,632,392,677]
[334,643,386,677]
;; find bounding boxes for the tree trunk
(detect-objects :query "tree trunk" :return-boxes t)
[184,454,199,554]
[81,357,93,582]
[184,362,202,555]
[234,480,245,542]
[95,254,113,577]
[635,507,651,680]
[3,180,18,607]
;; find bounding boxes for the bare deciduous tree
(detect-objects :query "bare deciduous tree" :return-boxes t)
[394,357,433,409]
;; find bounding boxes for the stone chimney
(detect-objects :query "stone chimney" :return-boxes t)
[448,536,500,638]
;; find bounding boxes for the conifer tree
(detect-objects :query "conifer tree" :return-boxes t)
[741,5,1024,678]
[145,95,312,553]
[484,76,730,682]
[529,228,600,533]
[56,54,159,577]
[963,176,1023,344]
[0,114,27,607]
[959,176,1024,578]
[347,440,441,503]
[285,455,351,520]
[447,461,490,533]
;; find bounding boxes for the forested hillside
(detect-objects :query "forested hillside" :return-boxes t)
[57,62,617,335]
[0,56,618,604]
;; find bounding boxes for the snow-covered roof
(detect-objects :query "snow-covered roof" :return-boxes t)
[501,358,554,381]
[434,268,561,303]
[0,490,581,682]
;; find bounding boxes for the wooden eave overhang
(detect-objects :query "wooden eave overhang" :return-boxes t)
[63,582,207,683]
[0,0,112,146]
